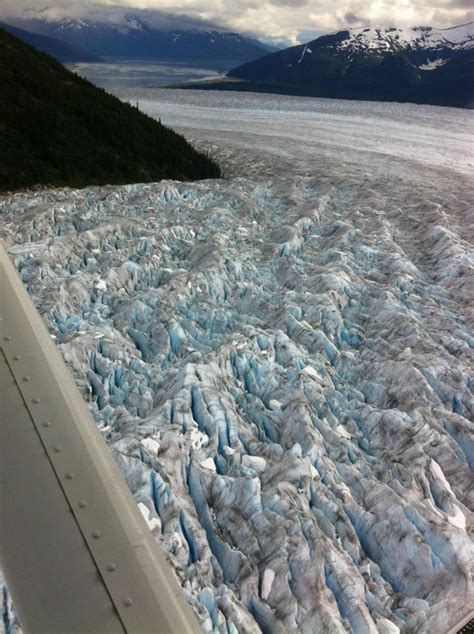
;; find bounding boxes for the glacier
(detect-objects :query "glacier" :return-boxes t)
[1,92,473,633]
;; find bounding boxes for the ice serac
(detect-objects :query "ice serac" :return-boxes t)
[0,136,473,633]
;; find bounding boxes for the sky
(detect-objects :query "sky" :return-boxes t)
[1,1,472,44]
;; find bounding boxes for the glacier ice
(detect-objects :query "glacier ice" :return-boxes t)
[0,94,473,633]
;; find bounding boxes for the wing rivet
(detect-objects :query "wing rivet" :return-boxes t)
[123,597,133,607]
[92,530,102,539]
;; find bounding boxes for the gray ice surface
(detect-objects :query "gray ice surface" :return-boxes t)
[67,61,223,89]
[1,92,473,634]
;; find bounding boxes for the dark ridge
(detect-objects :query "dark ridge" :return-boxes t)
[0,27,220,192]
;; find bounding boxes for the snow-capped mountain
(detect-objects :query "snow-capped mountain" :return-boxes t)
[225,22,474,107]
[3,8,275,70]
[0,22,103,62]
[336,23,474,55]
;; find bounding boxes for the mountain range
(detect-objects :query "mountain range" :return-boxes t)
[4,8,275,71]
[195,23,474,108]
[0,22,103,62]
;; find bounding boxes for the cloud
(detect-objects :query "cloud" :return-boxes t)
[343,11,366,25]
[268,0,310,7]
[1,0,471,44]
[441,0,473,8]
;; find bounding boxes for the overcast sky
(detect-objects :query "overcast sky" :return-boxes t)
[2,1,472,44]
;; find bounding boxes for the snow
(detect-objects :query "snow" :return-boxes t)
[429,459,453,491]
[447,506,467,531]
[297,46,306,64]
[242,455,267,473]
[335,425,351,439]
[260,568,275,600]
[337,22,474,53]
[376,618,400,634]
[430,460,467,530]
[138,502,161,532]
[141,437,161,455]
[300,366,319,380]
[200,458,216,472]
[418,58,447,70]
[1,91,473,634]
[297,44,312,64]
[190,427,208,449]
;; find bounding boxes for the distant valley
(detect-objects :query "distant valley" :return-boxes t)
[4,8,275,71]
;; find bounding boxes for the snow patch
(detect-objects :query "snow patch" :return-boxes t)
[260,568,275,600]
[335,425,351,439]
[138,502,161,532]
[376,618,401,634]
[242,455,267,472]
[141,437,160,455]
[200,458,216,472]
[419,59,447,70]
[300,366,319,380]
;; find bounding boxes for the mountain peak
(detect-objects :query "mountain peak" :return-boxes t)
[224,21,474,108]
[333,22,474,54]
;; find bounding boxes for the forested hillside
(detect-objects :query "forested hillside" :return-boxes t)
[0,27,220,191]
